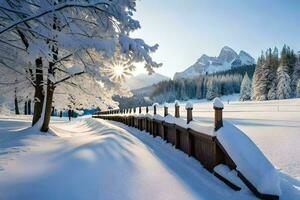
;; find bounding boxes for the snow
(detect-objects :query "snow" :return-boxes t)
[174,46,255,80]
[185,101,193,109]
[153,103,159,107]
[66,65,83,75]
[164,114,187,128]
[153,96,300,181]
[238,51,255,66]
[1,96,300,199]
[153,114,164,121]
[188,121,215,136]
[0,117,258,200]
[214,164,247,190]
[213,97,224,108]
[217,121,281,195]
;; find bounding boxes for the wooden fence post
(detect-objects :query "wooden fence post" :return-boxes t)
[153,104,157,115]
[134,107,136,113]
[146,106,149,113]
[139,106,142,114]
[213,98,224,131]
[175,101,180,118]
[164,104,168,117]
[186,102,193,156]
[186,102,193,124]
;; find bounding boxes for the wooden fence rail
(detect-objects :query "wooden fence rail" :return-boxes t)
[92,102,279,200]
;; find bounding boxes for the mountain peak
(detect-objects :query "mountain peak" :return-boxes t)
[218,46,238,63]
[239,50,250,57]
[173,46,255,80]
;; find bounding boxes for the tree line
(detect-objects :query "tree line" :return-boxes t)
[246,45,300,101]
[150,65,255,103]
[116,45,300,108]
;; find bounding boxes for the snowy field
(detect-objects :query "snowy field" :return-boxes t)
[0,97,300,199]
[154,95,300,180]
[0,117,259,200]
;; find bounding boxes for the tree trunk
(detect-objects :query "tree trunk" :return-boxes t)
[24,101,28,115]
[28,100,31,115]
[41,83,55,132]
[32,58,44,126]
[14,96,20,115]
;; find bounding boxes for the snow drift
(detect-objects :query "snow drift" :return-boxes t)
[217,121,281,196]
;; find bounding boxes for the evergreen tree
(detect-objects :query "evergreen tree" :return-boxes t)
[252,53,266,100]
[240,73,252,101]
[206,78,220,100]
[297,80,300,98]
[267,47,279,100]
[276,65,291,99]
[291,56,300,97]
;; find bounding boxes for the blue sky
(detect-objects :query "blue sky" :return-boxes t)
[132,0,300,77]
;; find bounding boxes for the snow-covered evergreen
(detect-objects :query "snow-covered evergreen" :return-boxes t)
[252,45,298,101]
[297,80,300,98]
[240,73,252,101]
[206,79,220,100]
[276,65,291,100]
[251,54,266,100]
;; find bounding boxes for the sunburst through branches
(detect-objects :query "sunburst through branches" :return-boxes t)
[103,58,134,82]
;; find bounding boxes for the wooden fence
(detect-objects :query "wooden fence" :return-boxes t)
[92,103,279,200]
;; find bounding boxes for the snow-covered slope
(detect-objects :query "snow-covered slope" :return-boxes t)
[0,118,254,200]
[0,105,300,199]
[124,73,169,90]
[174,46,255,80]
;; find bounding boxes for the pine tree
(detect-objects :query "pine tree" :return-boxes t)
[240,73,252,101]
[291,56,300,97]
[252,53,267,100]
[267,47,279,100]
[206,78,220,100]
[276,65,291,99]
[297,80,300,98]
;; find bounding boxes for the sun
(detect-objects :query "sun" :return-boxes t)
[114,65,125,76]
[103,63,132,82]
[102,54,134,82]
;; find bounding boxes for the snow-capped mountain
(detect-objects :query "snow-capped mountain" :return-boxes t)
[124,73,169,90]
[174,46,255,80]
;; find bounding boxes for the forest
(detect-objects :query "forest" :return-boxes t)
[115,45,300,108]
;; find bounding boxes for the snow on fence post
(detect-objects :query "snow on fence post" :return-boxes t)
[175,100,180,118]
[164,103,168,117]
[146,106,149,113]
[186,102,193,124]
[213,98,224,131]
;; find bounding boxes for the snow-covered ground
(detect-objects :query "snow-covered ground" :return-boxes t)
[0,117,259,200]
[0,96,300,199]
[154,95,300,180]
